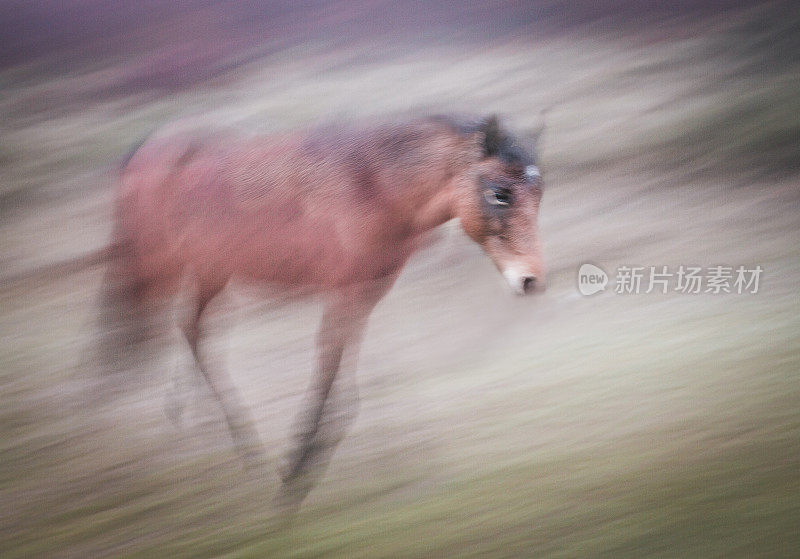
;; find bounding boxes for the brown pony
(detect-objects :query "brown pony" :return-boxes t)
[100,114,546,510]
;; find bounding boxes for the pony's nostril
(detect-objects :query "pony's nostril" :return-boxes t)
[522,276,536,294]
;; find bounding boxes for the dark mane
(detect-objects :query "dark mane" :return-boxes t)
[426,114,537,168]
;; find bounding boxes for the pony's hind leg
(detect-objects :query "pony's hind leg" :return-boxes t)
[95,253,178,403]
[182,284,266,468]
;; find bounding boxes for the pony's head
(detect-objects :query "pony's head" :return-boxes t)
[453,115,546,295]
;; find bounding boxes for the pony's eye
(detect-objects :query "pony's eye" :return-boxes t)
[484,188,511,206]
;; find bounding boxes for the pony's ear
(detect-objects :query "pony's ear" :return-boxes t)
[479,114,503,157]
[527,107,549,152]
[529,125,545,152]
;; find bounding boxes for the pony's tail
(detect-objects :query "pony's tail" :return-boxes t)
[96,236,160,378]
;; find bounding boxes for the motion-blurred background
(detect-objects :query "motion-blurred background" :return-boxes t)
[1,1,799,557]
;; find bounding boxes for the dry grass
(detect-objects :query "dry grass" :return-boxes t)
[2,3,799,557]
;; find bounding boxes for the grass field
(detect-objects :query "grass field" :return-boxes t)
[1,3,799,557]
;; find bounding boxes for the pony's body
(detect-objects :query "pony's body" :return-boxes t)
[116,121,471,293]
[103,114,545,511]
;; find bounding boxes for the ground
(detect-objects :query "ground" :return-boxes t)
[1,3,799,557]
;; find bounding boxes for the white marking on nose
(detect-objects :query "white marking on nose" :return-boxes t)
[503,266,535,295]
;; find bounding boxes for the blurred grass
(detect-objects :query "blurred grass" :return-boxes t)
[4,290,797,558]
[2,2,800,558]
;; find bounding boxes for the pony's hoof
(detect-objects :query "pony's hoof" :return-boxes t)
[273,476,312,519]
[234,441,269,474]
[164,396,184,427]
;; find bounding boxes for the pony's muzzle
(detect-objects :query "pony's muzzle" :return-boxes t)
[502,267,543,295]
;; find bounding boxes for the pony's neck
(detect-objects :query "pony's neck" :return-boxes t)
[410,181,456,234]
[400,126,478,235]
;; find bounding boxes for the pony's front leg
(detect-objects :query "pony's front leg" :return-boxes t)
[277,277,394,511]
